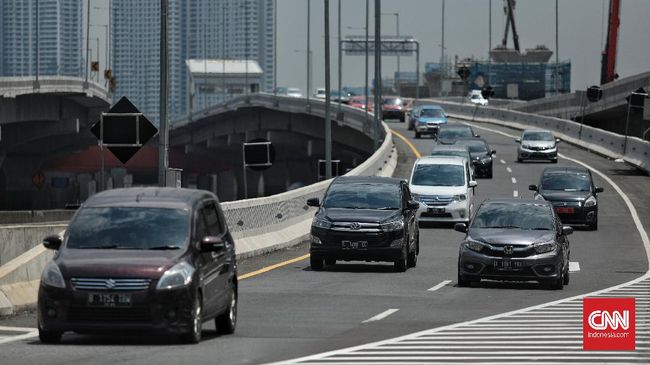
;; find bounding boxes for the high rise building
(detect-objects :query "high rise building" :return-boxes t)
[0,0,82,77]
[112,0,275,124]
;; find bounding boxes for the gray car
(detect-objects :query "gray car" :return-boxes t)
[455,198,572,289]
[516,129,560,163]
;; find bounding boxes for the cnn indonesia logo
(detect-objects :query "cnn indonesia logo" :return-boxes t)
[583,298,636,351]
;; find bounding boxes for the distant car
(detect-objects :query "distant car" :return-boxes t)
[37,188,238,344]
[435,124,480,144]
[468,90,488,106]
[407,105,421,131]
[349,96,373,111]
[452,138,495,178]
[330,90,352,104]
[455,199,573,289]
[314,88,326,99]
[529,166,604,230]
[307,176,420,272]
[430,144,475,179]
[274,87,288,95]
[412,105,448,139]
[409,156,477,224]
[286,87,304,98]
[381,96,406,122]
[516,129,560,163]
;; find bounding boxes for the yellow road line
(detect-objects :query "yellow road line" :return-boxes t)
[391,128,421,158]
[241,129,419,281]
[240,253,311,280]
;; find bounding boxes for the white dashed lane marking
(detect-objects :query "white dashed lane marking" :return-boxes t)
[506,167,512,173]
[513,190,519,198]
[569,261,580,273]
[0,326,38,345]
[427,280,452,292]
[362,309,399,323]
[511,177,517,184]
[500,159,506,164]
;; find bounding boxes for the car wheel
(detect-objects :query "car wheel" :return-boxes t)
[407,240,418,268]
[457,270,470,287]
[550,267,565,290]
[181,293,202,344]
[415,132,421,139]
[551,158,558,163]
[394,245,408,272]
[408,123,414,131]
[588,219,598,231]
[324,258,336,266]
[517,157,523,163]
[216,284,237,335]
[310,254,324,271]
[38,323,62,344]
[487,168,493,179]
[563,269,570,285]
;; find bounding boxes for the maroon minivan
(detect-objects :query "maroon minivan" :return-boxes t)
[37,187,237,344]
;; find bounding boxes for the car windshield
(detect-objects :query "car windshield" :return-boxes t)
[439,128,472,139]
[541,173,592,191]
[322,183,401,209]
[458,140,488,153]
[411,164,465,187]
[431,150,469,159]
[471,203,555,230]
[420,109,444,118]
[287,88,301,93]
[471,95,480,99]
[66,207,189,249]
[383,98,402,105]
[524,131,554,141]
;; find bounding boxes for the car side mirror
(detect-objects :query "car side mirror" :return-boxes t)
[594,187,604,194]
[43,235,62,250]
[515,138,521,143]
[562,226,574,236]
[555,138,561,143]
[474,134,480,138]
[491,150,496,156]
[528,184,538,191]
[454,223,468,233]
[201,236,226,252]
[306,198,320,207]
[407,201,420,210]
[469,181,478,188]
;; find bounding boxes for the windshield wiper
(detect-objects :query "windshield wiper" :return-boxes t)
[482,225,521,229]
[376,207,399,210]
[530,227,552,230]
[148,245,181,250]
[79,244,142,249]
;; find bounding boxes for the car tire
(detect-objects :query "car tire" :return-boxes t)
[415,132,421,139]
[310,254,324,271]
[216,284,237,335]
[588,219,598,231]
[487,168,493,179]
[408,123,414,131]
[457,270,470,287]
[563,269,570,285]
[517,157,523,163]
[394,245,408,272]
[38,325,62,344]
[180,293,202,344]
[551,158,558,163]
[324,258,336,266]
[407,243,418,268]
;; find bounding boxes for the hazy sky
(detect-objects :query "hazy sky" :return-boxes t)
[87,0,650,94]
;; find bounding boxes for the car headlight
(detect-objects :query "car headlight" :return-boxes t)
[311,234,322,245]
[41,261,66,289]
[412,193,422,202]
[156,261,195,290]
[452,194,467,201]
[381,219,404,231]
[533,241,557,254]
[534,194,546,201]
[464,239,486,253]
[584,195,597,207]
[522,145,532,149]
[312,217,332,229]
[480,156,492,163]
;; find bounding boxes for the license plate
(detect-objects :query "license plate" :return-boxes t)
[428,207,445,214]
[493,260,523,271]
[342,240,368,249]
[87,293,132,307]
[554,207,575,214]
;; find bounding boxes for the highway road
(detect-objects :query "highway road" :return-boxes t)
[1,118,648,364]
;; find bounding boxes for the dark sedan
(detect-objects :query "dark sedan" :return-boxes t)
[452,138,495,178]
[435,124,480,144]
[37,188,238,344]
[529,166,604,230]
[456,199,572,289]
[307,176,420,272]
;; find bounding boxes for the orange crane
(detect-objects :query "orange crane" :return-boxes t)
[600,0,620,84]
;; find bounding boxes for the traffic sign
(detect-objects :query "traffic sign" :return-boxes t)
[586,85,603,102]
[90,96,158,164]
[243,138,275,172]
[457,66,471,80]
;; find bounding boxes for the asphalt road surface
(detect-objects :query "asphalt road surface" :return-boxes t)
[1,118,648,365]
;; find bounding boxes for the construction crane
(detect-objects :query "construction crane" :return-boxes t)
[600,0,621,84]
[501,0,520,52]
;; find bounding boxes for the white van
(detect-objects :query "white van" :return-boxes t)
[409,156,477,223]
[467,89,488,106]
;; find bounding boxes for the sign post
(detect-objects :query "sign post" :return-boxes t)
[242,140,275,199]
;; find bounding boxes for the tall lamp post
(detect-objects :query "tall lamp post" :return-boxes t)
[439,0,445,97]
[382,12,399,96]
[158,0,169,187]
[306,0,311,107]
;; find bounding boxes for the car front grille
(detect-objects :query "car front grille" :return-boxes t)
[71,278,152,291]
[68,306,152,323]
[550,201,581,207]
[419,195,453,206]
[330,222,381,232]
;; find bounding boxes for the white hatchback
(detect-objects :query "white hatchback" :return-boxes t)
[409,156,477,224]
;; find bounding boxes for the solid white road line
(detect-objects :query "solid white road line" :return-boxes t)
[362,309,399,323]
[511,177,517,184]
[513,190,519,197]
[506,167,512,173]
[0,331,38,345]
[427,280,452,292]
[500,159,506,164]
[0,326,37,332]
[569,261,580,272]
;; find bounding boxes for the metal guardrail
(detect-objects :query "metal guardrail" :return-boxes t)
[0,76,110,102]
[425,100,650,174]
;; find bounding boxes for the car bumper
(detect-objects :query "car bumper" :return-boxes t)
[310,228,406,262]
[416,124,442,134]
[518,147,558,160]
[459,248,563,282]
[417,201,470,223]
[37,283,196,335]
[553,205,598,226]
[382,110,404,119]
[472,161,493,176]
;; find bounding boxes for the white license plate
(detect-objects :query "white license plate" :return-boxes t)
[342,240,368,249]
[493,260,523,271]
[87,293,132,307]
[428,207,445,214]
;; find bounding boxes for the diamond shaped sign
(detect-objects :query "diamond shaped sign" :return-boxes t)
[91,97,158,164]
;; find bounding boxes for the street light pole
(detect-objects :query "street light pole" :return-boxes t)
[439,0,445,97]
[85,0,90,89]
[488,0,491,85]
[365,0,369,133]
[306,0,311,107]
[337,0,342,117]
[373,0,382,151]
[34,0,39,89]
[273,0,277,96]
[158,0,169,187]
[555,0,559,95]
[324,0,332,179]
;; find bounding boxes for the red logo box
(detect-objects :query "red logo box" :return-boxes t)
[583,297,635,350]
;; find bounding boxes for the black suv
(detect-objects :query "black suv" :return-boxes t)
[529,166,604,230]
[307,176,420,272]
[452,138,496,178]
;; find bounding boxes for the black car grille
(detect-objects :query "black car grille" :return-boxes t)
[68,306,152,323]
[421,212,453,218]
[330,222,381,232]
[549,201,581,207]
[325,231,389,246]
[526,145,552,151]
[71,278,152,291]
[483,245,536,258]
